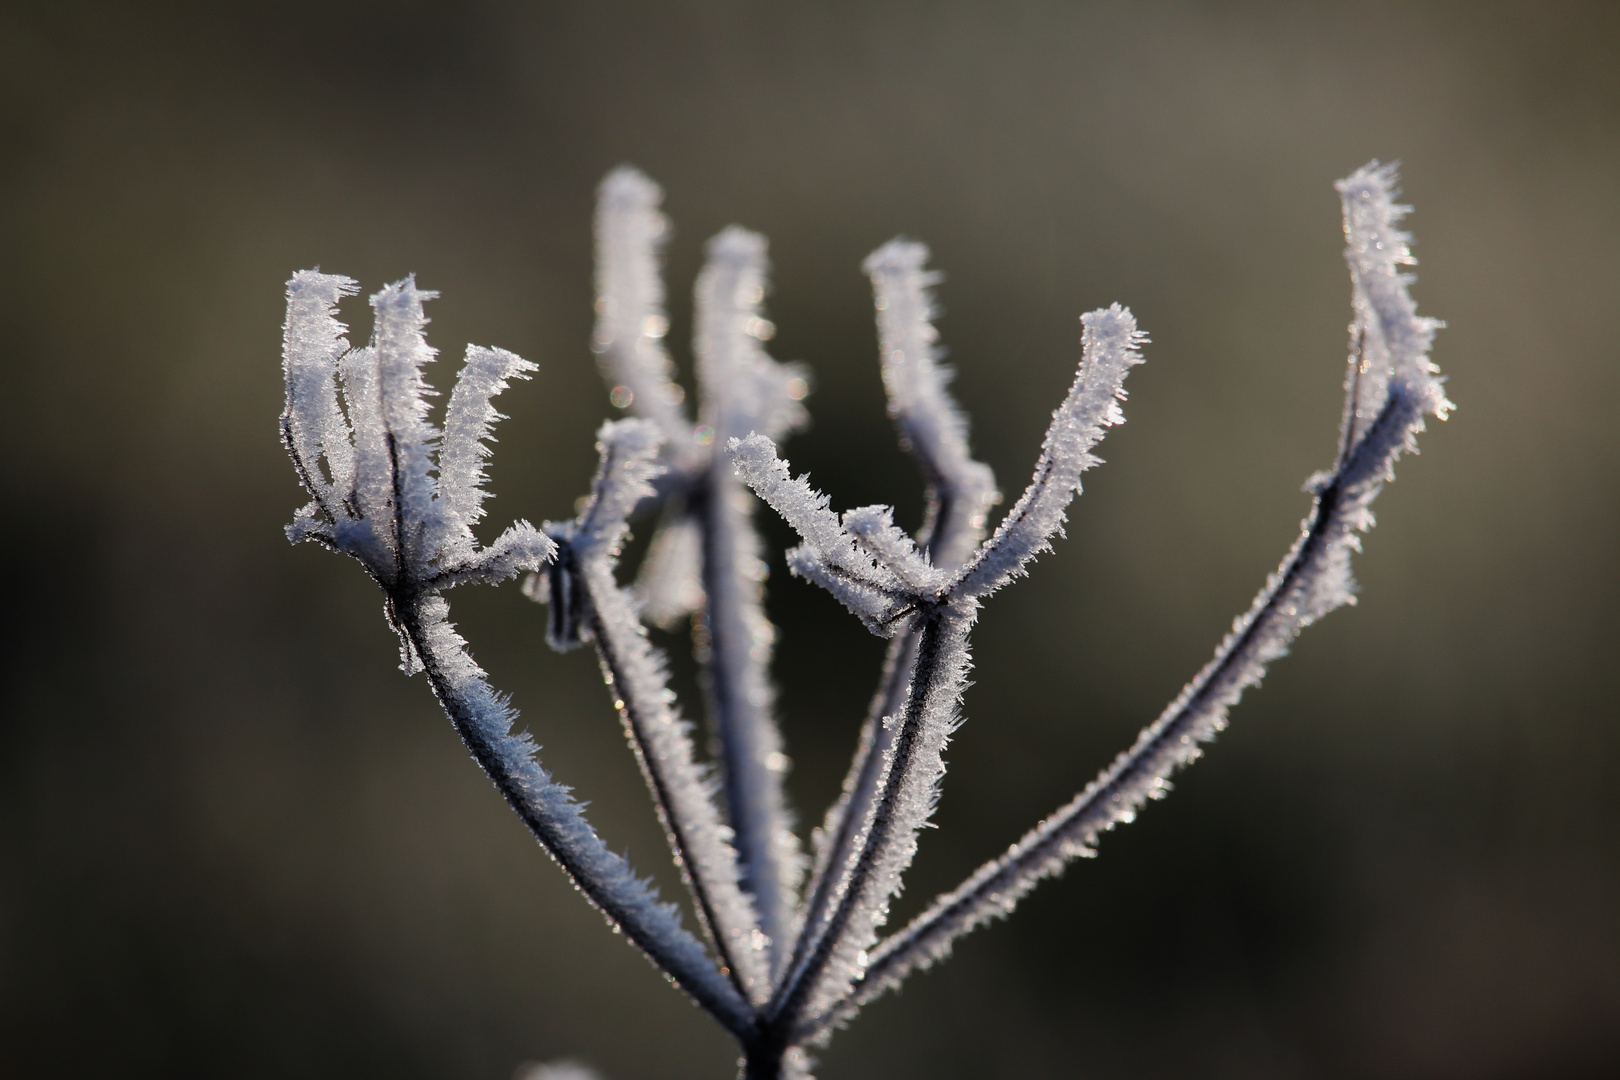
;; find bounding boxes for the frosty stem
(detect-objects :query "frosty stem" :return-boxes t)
[812,386,1427,1037]
[790,629,917,981]
[769,609,965,1029]
[549,421,774,1006]
[792,242,997,1007]
[691,228,807,967]
[580,559,766,1006]
[696,467,796,965]
[396,588,754,1034]
[282,160,1448,1076]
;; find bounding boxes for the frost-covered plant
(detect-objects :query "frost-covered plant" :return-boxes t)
[280,162,1449,1078]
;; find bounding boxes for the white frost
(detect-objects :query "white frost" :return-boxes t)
[864,240,999,567]
[726,434,915,636]
[433,345,537,559]
[282,274,754,1034]
[280,270,358,507]
[812,163,1450,1036]
[283,162,1452,1068]
[951,304,1146,601]
[693,227,807,967]
[594,167,692,449]
[635,510,706,627]
[566,420,775,1003]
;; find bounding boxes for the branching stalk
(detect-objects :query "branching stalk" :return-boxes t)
[280,161,1448,1077]
[549,421,774,1004]
[809,386,1429,1037]
[398,596,755,1035]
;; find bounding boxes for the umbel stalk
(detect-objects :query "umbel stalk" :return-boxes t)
[280,162,1448,1076]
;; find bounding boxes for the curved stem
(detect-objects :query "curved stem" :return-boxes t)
[398,594,755,1037]
[789,627,917,981]
[769,612,959,1029]
[581,558,768,1005]
[694,473,798,967]
[808,391,1421,1037]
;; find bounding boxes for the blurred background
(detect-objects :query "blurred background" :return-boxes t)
[2,2,1617,1077]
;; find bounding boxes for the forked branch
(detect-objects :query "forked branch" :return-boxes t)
[281,274,752,1035]
[281,160,1448,1078]
[801,161,1451,1039]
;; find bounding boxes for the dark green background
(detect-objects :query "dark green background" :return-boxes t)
[3,2,1617,1077]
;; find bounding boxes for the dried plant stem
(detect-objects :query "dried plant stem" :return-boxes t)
[793,629,916,974]
[771,610,970,1030]
[697,471,796,964]
[281,161,1447,1077]
[399,595,755,1033]
[581,558,768,1005]
[813,387,1427,1036]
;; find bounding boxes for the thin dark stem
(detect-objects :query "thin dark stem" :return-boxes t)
[787,627,918,981]
[782,481,954,998]
[694,474,793,962]
[739,1041,788,1080]
[386,431,406,586]
[582,567,758,1007]
[398,597,753,1038]
[280,416,328,513]
[811,391,1417,1036]
[768,613,945,1029]
[797,556,918,606]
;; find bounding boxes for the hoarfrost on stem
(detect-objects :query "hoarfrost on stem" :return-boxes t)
[537,418,774,1004]
[281,160,1449,1077]
[729,301,1146,1028]
[280,273,752,1034]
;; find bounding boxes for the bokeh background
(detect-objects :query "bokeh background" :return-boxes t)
[3,2,1617,1077]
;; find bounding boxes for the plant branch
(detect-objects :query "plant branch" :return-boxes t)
[812,388,1423,1034]
[398,591,756,1035]
[693,227,808,969]
[557,420,774,1004]
[769,609,972,1031]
